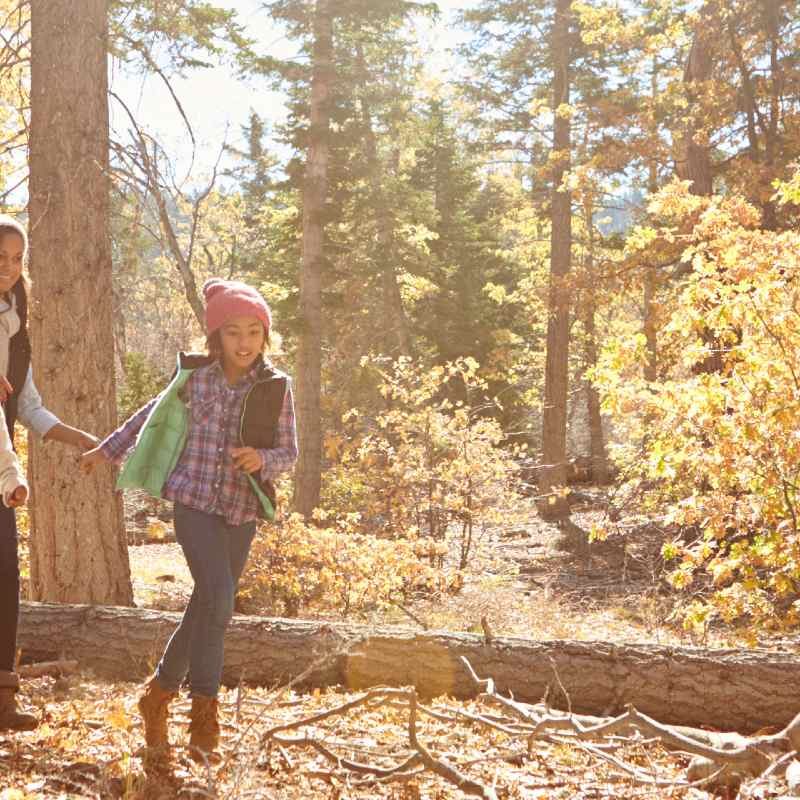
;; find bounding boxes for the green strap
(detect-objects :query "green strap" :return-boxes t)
[246,474,275,521]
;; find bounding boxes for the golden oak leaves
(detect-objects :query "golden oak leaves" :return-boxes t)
[593,176,800,637]
[239,357,524,617]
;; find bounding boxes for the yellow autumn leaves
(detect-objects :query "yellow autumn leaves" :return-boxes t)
[594,175,800,638]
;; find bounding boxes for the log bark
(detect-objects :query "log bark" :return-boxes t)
[18,601,800,734]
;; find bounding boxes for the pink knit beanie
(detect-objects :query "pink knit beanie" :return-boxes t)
[203,279,272,334]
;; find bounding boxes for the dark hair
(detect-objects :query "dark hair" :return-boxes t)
[206,325,270,360]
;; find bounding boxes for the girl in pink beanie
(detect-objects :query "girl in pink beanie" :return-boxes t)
[82,277,297,761]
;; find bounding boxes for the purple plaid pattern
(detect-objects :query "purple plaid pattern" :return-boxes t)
[100,361,298,525]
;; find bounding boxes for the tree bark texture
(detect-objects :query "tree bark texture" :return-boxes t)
[644,73,659,384]
[676,8,724,376]
[582,198,609,486]
[538,0,573,520]
[674,4,714,196]
[17,601,800,733]
[28,0,132,604]
[294,0,333,518]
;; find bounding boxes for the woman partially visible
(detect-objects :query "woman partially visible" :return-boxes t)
[0,215,99,731]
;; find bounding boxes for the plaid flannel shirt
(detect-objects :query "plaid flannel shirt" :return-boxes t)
[100,360,298,525]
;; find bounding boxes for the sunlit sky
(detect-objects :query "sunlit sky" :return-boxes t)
[110,0,482,182]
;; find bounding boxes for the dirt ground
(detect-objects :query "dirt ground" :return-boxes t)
[125,490,731,650]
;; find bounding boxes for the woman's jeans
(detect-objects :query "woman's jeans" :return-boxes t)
[0,505,18,673]
[155,503,256,698]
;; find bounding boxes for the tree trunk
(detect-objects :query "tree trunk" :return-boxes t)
[17,600,800,733]
[674,5,714,196]
[27,0,132,604]
[582,201,609,486]
[643,267,657,382]
[644,65,659,385]
[761,0,781,230]
[676,9,724,376]
[538,0,573,520]
[294,0,333,518]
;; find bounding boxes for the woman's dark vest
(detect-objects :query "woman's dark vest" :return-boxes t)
[179,353,287,514]
[5,281,31,445]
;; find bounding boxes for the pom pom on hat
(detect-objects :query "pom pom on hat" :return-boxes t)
[203,278,272,334]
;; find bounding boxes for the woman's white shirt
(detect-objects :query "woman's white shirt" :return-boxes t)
[0,404,26,505]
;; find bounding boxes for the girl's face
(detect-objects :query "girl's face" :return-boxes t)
[0,232,24,294]
[218,315,266,374]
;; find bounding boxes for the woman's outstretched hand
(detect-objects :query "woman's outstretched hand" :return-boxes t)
[80,447,109,474]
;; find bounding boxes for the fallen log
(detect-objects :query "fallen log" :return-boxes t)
[18,659,79,678]
[18,601,800,733]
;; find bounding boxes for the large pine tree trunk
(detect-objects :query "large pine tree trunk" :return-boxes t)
[28,0,132,604]
[17,601,800,733]
[538,0,573,520]
[294,0,333,517]
[581,200,609,485]
[676,6,724,376]
[644,67,659,384]
[675,5,714,197]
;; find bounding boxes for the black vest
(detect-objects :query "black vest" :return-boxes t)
[178,352,288,514]
[5,281,32,445]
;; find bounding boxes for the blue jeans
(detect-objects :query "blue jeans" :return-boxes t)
[155,503,256,697]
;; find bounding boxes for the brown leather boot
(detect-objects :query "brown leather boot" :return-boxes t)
[137,676,177,750]
[188,694,220,762]
[0,671,38,731]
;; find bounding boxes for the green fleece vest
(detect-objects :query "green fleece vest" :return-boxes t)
[116,354,277,521]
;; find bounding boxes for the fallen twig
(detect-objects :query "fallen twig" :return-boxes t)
[408,691,499,800]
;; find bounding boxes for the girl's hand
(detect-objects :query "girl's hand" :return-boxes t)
[231,447,263,473]
[80,447,109,474]
[0,376,12,404]
[6,484,27,508]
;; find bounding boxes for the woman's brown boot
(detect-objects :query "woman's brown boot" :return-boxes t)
[0,672,37,731]
[137,676,177,750]
[188,694,220,762]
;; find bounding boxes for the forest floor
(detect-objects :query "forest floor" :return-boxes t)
[5,490,790,798]
[124,489,734,649]
[0,671,732,800]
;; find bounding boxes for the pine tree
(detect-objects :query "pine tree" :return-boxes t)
[28,0,132,604]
